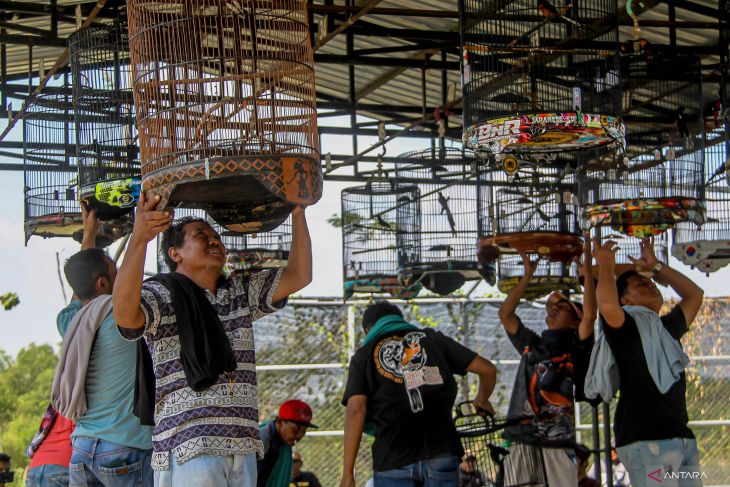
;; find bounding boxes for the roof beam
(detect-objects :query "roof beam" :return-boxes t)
[313,0,385,50]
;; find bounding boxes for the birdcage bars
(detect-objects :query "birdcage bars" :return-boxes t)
[394,148,482,296]
[70,17,140,221]
[155,208,291,274]
[341,181,422,300]
[497,255,579,300]
[460,0,624,159]
[476,162,582,296]
[22,91,89,244]
[127,0,321,233]
[672,135,730,273]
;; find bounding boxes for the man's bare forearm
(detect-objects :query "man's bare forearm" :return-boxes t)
[274,209,312,302]
[112,235,148,328]
[655,265,703,324]
[342,398,366,477]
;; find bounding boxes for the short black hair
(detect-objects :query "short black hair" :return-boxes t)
[64,248,111,300]
[616,270,641,300]
[362,300,403,332]
[0,452,9,463]
[160,217,208,272]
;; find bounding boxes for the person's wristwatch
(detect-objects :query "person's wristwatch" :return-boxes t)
[651,261,665,275]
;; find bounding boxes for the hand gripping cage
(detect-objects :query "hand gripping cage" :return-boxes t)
[478,165,583,299]
[70,16,140,222]
[394,148,483,296]
[127,0,322,233]
[592,225,669,281]
[156,208,291,275]
[340,181,422,300]
[672,136,730,274]
[23,90,125,247]
[460,0,624,161]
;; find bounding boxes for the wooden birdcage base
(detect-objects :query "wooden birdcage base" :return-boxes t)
[79,178,140,221]
[24,213,131,248]
[672,240,730,273]
[464,112,624,155]
[583,197,705,238]
[143,155,322,233]
[344,275,422,301]
[478,232,583,264]
[498,276,580,301]
[225,249,289,275]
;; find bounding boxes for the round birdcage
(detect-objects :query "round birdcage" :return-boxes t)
[673,136,730,274]
[70,17,140,222]
[460,0,624,160]
[340,181,422,300]
[23,90,124,247]
[155,208,291,275]
[127,0,321,233]
[394,148,482,296]
[580,147,705,239]
[476,162,582,296]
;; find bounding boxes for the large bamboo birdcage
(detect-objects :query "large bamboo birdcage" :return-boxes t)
[477,164,582,298]
[156,208,291,275]
[672,136,730,274]
[23,90,124,247]
[460,0,624,164]
[394,148,482,296]
[340,181,422,300]
[127,0,321,233]
[70,17,140,222]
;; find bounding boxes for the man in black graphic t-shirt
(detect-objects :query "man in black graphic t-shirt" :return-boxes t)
[594,238,704,487]
[339,301,497,487]
[498,244,597,487]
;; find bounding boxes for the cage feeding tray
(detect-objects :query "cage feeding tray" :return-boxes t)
[344,276,422,301]
[672,240,730,273]
[498,275,580,301]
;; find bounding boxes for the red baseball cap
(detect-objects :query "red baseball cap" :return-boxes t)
[278,399,318,428]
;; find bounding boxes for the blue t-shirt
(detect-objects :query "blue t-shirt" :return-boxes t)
[57,300,152,450]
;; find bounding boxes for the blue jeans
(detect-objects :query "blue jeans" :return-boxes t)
[617,438,702,487]
[153,453,257,487]
[26,464,69,487]
[69,437,152,487]
[373,455,460,487]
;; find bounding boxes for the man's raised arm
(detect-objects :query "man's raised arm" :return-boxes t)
[113,193,173,329]
[272,205,312,303]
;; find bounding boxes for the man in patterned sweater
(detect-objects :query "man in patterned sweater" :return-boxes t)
[113,193,312,486]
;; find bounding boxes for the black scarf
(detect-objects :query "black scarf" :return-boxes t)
[134,272,237,425]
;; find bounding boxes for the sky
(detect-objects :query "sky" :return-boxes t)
[1,114,729,356]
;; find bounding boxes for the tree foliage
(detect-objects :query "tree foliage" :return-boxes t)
[0,344,58,483]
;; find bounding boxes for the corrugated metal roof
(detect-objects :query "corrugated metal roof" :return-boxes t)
[0,1,725,131]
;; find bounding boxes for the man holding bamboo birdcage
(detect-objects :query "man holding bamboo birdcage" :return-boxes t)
[113,193,313,487]
[497,241,597,487]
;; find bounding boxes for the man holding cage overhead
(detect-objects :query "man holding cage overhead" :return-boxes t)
[497,242,597,487]
[591,238,704,487]
[339,300,498,487]
[112,193,313,487]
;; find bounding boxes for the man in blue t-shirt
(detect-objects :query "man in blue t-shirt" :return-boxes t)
[58,208,153,486]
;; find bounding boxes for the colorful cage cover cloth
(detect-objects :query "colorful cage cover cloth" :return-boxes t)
[69,17,140,221]
[394,148,483,296]
[460,0,623,159]
[340,181,422,300]
[127,0,321,233]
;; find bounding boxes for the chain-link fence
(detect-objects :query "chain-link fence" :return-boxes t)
[254,298,730,486]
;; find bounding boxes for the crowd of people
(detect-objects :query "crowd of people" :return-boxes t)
[6,193,705,487]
